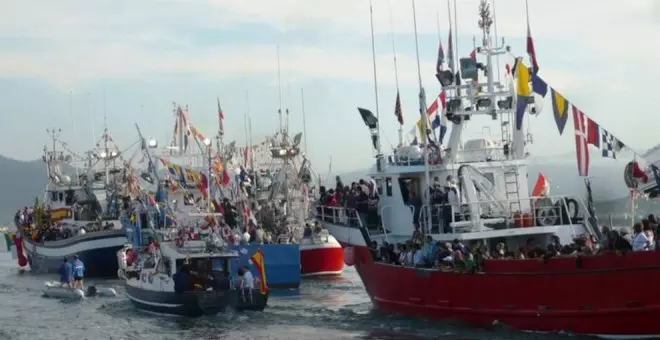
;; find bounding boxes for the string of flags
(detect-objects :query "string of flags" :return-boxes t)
[517,59,626,177]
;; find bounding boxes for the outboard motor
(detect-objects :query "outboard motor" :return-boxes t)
[86,285,97,297]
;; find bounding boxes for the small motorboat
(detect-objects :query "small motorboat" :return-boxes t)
[42,281,118,299]
[118,238,268,317]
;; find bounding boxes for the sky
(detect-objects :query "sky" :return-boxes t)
[1,0,659,174]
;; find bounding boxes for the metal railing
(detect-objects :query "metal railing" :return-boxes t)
[416,195,587,235]
[315,194,592,238]
[384,145,511,167]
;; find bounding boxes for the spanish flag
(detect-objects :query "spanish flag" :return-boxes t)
[250,249,268,295]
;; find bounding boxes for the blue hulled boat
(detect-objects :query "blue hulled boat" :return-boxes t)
[119,116,301,288]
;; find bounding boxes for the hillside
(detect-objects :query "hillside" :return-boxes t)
[0,155,46,223]
[0,153,656,225]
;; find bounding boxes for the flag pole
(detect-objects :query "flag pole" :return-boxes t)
[434,12,442,144]
[492,0,501,82]
[411,0,432,237]
[388,0,403,147]
[368,0,383,157]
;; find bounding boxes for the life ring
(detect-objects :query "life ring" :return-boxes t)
[536,206,558,226]
[222,226,231,238]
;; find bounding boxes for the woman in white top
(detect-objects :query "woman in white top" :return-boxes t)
[632,223,651,251]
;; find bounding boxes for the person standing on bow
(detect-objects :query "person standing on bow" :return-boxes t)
[72,255,85,290]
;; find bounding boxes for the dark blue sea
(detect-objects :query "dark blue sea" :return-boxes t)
[0,251,590,340]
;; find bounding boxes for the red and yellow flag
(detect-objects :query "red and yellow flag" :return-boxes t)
[250,249,268,295]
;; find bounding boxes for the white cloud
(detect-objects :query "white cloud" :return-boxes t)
[1,0,658,87]
[1,0,660,165]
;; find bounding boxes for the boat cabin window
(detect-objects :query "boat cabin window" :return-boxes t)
[385,177,393,197]
[374,178,383,196]
[64,189,75,205]
[139,213,148,230]
[50,191,58,202]
[399,177,420,203]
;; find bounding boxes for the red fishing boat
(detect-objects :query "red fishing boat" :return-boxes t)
[319,1,660,338]
[300,230,344,276]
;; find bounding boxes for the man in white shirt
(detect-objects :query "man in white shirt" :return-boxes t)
[242,268,255,289]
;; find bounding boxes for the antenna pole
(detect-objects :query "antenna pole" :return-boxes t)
[248,116,254,173]
[388,0,403,147]
[243,90,250,148]
[102,88,110,187]
[453,0,459,70]
[446,0,453,71]
[88,93,96,148]
[411,0,432,238]
[300,88,309,154]
[368,0,382,156]
[68,90,76,146]
[277,46,283,134]
[244,90,250,169]
[492,0,501,82]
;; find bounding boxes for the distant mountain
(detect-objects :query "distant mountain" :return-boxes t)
[0,155,46,224]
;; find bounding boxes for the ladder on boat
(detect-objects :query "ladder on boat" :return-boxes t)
[499,106,511,146]
[504,168,521,213]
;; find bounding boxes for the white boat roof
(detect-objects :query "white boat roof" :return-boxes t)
[159,240,239,260]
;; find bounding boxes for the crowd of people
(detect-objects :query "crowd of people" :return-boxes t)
[371,213,660,272]
[316,176,380,228]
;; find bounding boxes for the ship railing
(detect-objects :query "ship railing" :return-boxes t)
[314,206,364,228]
[454,146,509,163]
[384,146,511,167]
[418,195,588,235]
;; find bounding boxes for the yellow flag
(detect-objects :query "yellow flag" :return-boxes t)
[515,59,531,97]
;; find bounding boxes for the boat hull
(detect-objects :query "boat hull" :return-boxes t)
[349,244,660,339]
[225,244,301,289]
[125,285,268,317]
[22,230,127,278]
[300,237,344,277]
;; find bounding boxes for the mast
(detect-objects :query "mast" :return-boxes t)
[388,0,402,146]
[300,88,308,154]
[178,105,184,156]
[277,46,283,135]
[368,0,383,159]
[411,0,432,236]
[216,97,224,155]
[248,116,254,173]
[207,139,213,213]
[102,91,110,188]
[492,0,501,81]
[87,93,96,148]
[243,92,250,169]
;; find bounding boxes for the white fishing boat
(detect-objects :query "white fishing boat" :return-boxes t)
[16,127,128,277]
